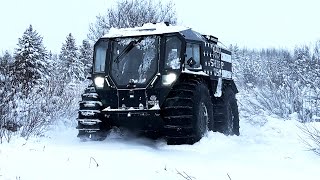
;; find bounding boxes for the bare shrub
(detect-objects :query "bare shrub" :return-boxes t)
[299,123,320,155]
[88,0,177,43]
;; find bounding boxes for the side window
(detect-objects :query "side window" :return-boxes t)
[165,36,182,69]
[185,43,200,68]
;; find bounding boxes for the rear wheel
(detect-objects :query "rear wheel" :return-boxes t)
[213,87,239,135]
[162,80,213,145]
[77,84,110,140]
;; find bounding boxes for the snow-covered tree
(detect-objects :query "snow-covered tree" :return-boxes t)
[0,51,18,142]
[311,40,320,86]
[59,33,85,82]
[59,33,78,68]
[229,44,240,82]
[13,25,49,95]
[312,40,320,62]
[79,39,93,76]
[293,45,311,79]
[0,51,13,76]
[88,0,177,43]
[0,51,13,107]
[231,48,264,87]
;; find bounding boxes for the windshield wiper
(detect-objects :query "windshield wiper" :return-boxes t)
[113,37,143,64]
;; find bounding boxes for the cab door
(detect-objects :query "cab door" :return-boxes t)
[185,43,201,69]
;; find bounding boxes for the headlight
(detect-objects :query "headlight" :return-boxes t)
[94,76,105,88]
[162,73,177,86]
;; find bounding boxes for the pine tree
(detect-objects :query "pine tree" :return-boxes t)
[312,40,320,62]
[0,51,12,75]
[13,25,48,94]
[292,45,312,84]
[79,39,93,76]
[311,40,320,86]
[0,51,13,94]
[229,44,241,82]
[59,33,85,82]
[0,51,18,135]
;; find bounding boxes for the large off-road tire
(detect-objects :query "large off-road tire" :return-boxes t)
[162,80,214,145]
[213,87,239,135]
[77,84,110,141]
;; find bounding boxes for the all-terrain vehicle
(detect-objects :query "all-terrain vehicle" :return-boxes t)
[77,23,239,144]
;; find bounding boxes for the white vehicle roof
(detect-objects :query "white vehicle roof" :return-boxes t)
[103,23,190,38]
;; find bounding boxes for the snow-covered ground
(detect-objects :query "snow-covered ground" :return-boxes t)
[0,113,319,180]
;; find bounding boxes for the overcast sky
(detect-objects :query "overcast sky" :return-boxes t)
[1,0,320,54]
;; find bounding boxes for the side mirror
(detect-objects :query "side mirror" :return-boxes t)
[187,57,196,67]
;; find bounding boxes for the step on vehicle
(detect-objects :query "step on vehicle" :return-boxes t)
[77,23,239,144]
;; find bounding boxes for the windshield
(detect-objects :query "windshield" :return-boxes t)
[94,40,108,73]
[110,36,158,87]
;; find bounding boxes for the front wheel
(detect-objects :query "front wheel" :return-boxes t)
[162,80,214,145]
[77,84,111,141]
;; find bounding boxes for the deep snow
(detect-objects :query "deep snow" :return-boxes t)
[0,113,319,180]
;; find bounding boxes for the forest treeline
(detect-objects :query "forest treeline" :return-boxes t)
[231,42,320,122]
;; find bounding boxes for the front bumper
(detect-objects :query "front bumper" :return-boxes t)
[101,108,163,131]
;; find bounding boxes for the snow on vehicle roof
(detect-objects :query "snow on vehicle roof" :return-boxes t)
[103,23,190,38]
